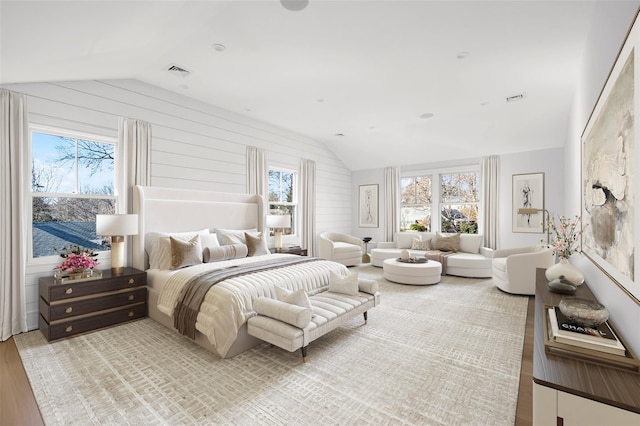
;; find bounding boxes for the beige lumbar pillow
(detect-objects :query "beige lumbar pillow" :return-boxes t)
[203,244,248,262]
[170,235,203,269]
[328,271,360,295]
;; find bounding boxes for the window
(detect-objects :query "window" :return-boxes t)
[439,172,479,234]
[30,127,116,258]
[401,175,432,232]
[268,168,296,236]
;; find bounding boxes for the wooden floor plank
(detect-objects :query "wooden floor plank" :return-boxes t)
[0,337,44,426]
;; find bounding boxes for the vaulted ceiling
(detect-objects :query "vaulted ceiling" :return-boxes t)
[1,0,600,170]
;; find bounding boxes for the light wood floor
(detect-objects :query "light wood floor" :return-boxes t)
[0,300,535,426]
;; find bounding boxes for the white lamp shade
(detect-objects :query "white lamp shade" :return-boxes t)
[96,214,139,236]
[266,214,291,229]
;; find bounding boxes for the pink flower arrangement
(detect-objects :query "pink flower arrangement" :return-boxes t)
[54,245,99,272]
[543,214,585,259]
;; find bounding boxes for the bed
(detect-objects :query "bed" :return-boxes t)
[132,185,348,358]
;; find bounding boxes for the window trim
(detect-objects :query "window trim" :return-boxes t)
[28,124,119,264]
[268,166,298,240]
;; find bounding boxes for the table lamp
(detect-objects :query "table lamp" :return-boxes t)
[96,214,139,272]
[266,214,291,250]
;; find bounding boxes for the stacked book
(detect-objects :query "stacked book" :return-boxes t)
[548,306,626,356]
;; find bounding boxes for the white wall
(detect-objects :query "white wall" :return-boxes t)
[3,79,352,330]
[499,148,564,250]
[563,1,640,355]
[351,149,563,251]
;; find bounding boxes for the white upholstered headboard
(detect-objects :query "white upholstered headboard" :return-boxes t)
[132,185,264,270]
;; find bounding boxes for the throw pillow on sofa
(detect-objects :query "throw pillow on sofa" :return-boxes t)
[434,233,460,252]
[459,234,482,254]
[411,238,431,250]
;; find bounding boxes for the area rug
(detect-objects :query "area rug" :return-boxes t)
[15,265,529,425]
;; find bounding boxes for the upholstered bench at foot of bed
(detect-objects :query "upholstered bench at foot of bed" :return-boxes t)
[247,280,380,362]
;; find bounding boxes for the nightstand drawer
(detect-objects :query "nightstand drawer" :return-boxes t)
[43,303,147,341]
[41,287,147,322]
[42,272,146,302]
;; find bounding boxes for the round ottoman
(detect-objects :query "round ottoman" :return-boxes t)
[383,258,442,285]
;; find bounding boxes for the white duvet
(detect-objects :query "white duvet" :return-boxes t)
[155,254,348,357]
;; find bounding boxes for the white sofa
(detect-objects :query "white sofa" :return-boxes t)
[371,232,494,278]
[318,232,363,266]
[492,245,555,295]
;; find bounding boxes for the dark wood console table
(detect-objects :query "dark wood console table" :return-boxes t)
[532,268,640,424]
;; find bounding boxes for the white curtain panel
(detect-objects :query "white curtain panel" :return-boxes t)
[118,117,151,211]
[246,146,267,217]
[480,155,499,249]
[384,166,400,242]
[0,89,29,341]
[299,159,316,256]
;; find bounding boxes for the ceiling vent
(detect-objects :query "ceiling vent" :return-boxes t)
[167,64,191,77]
[506,93,525,103]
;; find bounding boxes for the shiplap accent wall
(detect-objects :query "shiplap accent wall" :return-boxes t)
[3,79,352,330]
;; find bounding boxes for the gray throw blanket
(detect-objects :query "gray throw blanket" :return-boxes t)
[174,256,322,339]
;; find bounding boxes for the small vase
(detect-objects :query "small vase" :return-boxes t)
[545,258,584,286]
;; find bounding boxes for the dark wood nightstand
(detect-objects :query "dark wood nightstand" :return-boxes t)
[270,247,308,256]
[39,267,147,341]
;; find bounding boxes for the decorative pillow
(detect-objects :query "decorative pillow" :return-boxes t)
[395,232,419,249]
[215,228,258,246]
[411,238,431,250]
[170,235,203,269]
[459,234,482,254]
[328,271,360,296]
[203,244,248,262]
[274,286,313,309]
[146,229,209,269]
[245,232,270,257]
[253,297,312,329]
[434,233,460,252]
[200,233,220,249]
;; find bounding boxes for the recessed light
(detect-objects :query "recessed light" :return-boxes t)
[212,43,226,52]
[334,133,344,137]
[457,51,470,59]
[420,113,434,119]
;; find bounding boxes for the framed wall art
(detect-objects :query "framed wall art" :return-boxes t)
[512,172,545,233]
[581,12,640,304]
[359,184,378,228]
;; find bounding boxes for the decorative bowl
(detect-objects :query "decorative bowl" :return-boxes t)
[558,297,609,327]
[396,257,428,264]
[362,237,372,243]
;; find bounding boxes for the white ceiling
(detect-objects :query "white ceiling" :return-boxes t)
[1,0,600,170]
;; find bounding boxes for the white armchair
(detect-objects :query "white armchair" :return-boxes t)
[318,232,363,266]
[492,245,555,295]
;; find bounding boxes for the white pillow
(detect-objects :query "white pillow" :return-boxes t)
[395,232,419,249]
[459,234,482,254]
[274,286,313,309]
[147,229,209,269]
[215,228,259,245]
[328,271,359,296]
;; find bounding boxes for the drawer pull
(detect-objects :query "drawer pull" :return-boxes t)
[128,278,135,284]
[65,307,73,314]
[128,311,134,317]
[65,288,73,294]
[128,294,135,301]
[65,325,73,333]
